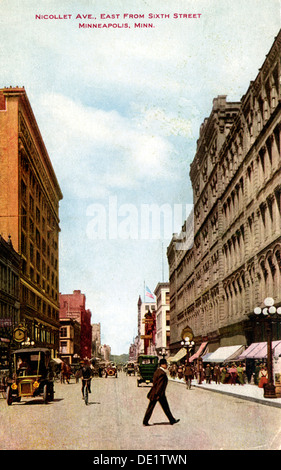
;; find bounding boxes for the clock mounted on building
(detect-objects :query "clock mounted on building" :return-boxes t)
[13,327,27,343]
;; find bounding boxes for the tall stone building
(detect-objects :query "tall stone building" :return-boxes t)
[59,290,92,360]
[0,87,63,355]
[154,282,170,355]
[168,30,281,354]
[91,322,101,358]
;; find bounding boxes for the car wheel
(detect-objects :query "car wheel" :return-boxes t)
[6,386,13,405]
[43,384,48,404]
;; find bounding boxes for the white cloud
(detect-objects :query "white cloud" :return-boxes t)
[133,106,192,138]
[39,92,187,197]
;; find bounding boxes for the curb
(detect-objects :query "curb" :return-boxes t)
[169,378,281,409]
[193,383,281,409]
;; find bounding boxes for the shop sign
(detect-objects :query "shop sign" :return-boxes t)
[0,319,13,327]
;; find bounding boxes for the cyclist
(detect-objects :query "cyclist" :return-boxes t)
[81,360,92,399]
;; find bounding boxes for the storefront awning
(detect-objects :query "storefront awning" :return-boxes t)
[201,352,213,362]
[202,345,245,363]
[168,348,187,363]
[239,341,281,360]
[273,341,281,358]
[238,342,263,359]
[51,357,63,364]
[189,342,208,362]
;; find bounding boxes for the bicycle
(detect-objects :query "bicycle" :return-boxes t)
[83,377,91,405]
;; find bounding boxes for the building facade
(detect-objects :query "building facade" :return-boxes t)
[136,295,156,355]
[0,235,21,367]
[128,338,138,361]
[59,290,92,359]
[91,322,101,358]
[59,317,81,364]
[100,344,111,361]
[154,282,170,355]
[0,87,63,356]
[168,30,281,354]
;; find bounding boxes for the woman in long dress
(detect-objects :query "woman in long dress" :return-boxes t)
[258,366,268,388]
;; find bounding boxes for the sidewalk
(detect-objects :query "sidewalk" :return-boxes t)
[169,377,281,409]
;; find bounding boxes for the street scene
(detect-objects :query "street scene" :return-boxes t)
[1,0,281,455]
[1,371,281,451]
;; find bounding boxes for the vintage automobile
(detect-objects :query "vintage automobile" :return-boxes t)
[126,362,135,376]
[105,363,118,378]
[137,354,158,387]
[6,348,55,405]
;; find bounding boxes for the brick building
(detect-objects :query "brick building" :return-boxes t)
[0,87,63,355]
[168,30,281,354]
[59,290,92,359]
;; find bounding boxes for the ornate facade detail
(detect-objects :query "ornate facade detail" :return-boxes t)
[168,30,281,351]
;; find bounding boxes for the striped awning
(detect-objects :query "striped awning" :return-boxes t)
[238,341,281,359]
[189,342,208,362]
[202,345,245,363]
[168,348,187,363]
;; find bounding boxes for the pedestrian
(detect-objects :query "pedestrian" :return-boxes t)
[205,364,212,384]
[213,364,221,384]
[183,360,194,389]
[221,365,228,383]
[228,364,238,385]
[177,365,184,380]
[254,362,262,385]
[197,359,204,384]
[143,358,180,426]
[236,363,244,385]
[246,361,254,384]
[170,363,177,378]
[258,366,268,389]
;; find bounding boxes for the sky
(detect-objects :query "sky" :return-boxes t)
[0,0,280,354]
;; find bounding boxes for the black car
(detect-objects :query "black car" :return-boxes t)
[6,348,55,405]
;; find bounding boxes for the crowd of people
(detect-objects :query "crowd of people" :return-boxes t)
[168,360,269,389]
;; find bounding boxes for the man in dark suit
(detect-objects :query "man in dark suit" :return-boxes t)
[143,358,180,426]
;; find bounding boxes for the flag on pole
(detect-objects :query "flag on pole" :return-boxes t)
[145,286,154,300]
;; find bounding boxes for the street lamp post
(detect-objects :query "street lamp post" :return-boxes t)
[181,338,195,363]
[160,348,167,359]
[254,297,281,399]
[21,337,35,347]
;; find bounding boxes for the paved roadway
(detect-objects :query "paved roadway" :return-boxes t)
[1,371,281,451]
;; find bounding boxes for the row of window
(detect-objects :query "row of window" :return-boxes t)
[177,254,281,335]
[20,151,58,234]
[20,152,59,304]
[0,302,18,323]
[0,261,19,296]
[21,284,59,321]
[222,254,281,321]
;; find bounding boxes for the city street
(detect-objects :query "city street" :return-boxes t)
[1,371,281,451]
